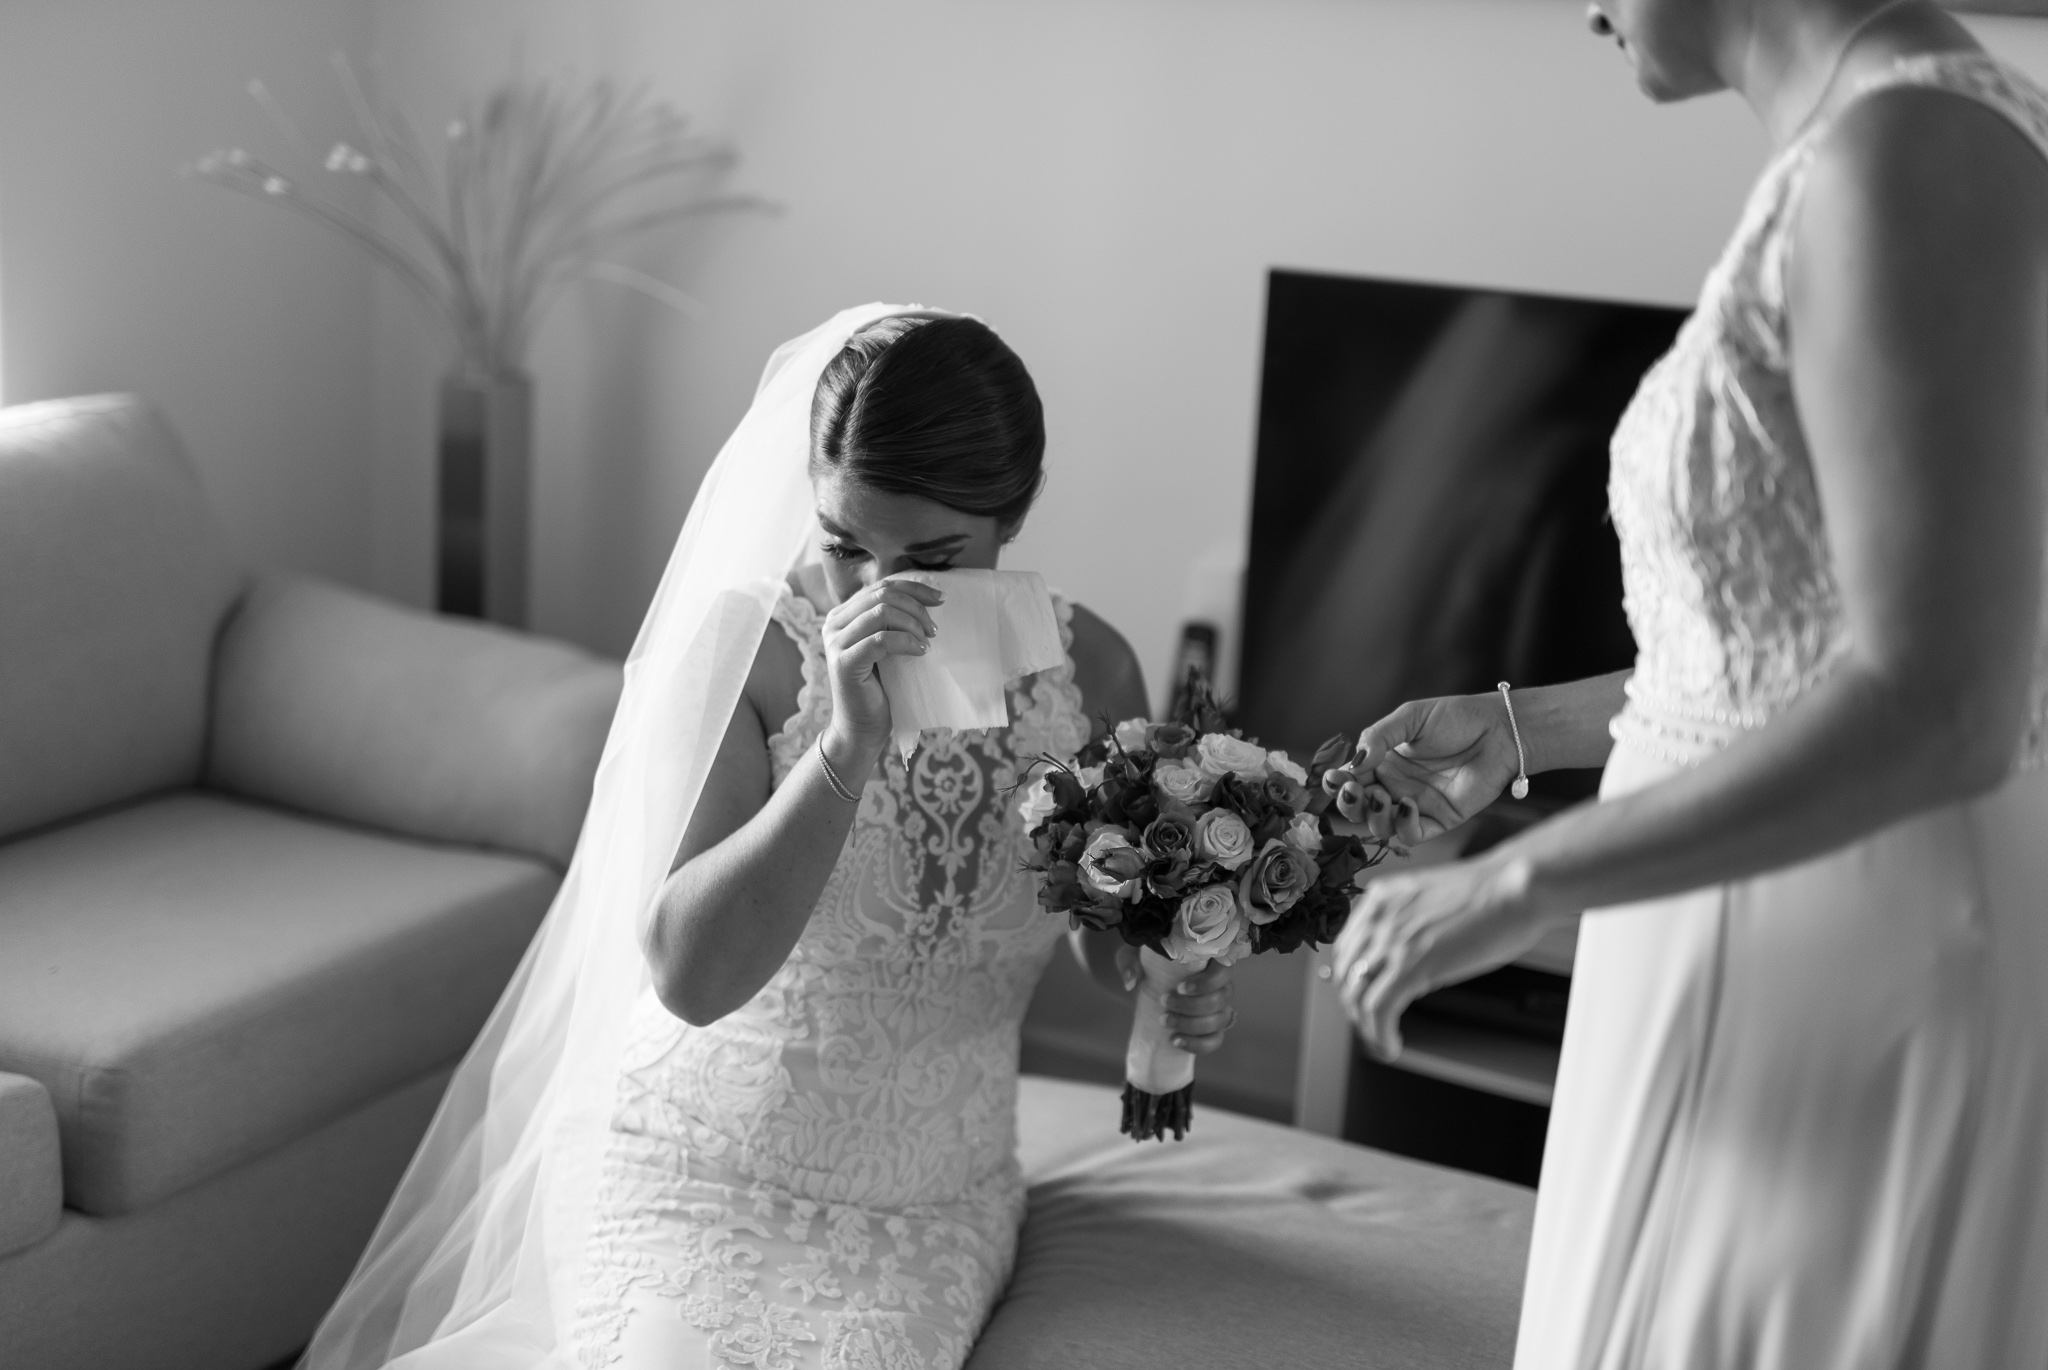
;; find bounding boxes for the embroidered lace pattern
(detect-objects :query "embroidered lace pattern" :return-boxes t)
[1607,53,2048,768]
[572,584,1090,1370]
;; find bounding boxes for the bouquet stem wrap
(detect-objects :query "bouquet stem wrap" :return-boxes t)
[1123,947,1205,1141]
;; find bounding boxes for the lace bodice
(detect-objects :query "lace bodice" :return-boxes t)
[576,582,1091,1370]
[1609,53,2048,767]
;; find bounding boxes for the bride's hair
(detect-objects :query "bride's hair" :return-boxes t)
[810,315,1046,526]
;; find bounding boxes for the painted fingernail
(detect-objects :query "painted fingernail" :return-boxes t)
[1172,1038,1188,1049]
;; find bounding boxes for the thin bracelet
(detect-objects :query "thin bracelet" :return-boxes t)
[816,738,861,804]
[1496,682,1531,800]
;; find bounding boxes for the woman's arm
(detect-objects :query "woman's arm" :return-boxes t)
[1509,89,2048,912]
[644,579,943,1026]
[1061,605,1235,1053]
[1339,90,2048,1054]
[1354,670,1631,845]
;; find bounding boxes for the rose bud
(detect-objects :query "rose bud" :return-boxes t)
[1145,721,1198,760]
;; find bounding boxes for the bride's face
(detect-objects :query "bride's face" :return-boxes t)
[812,471,1012,603]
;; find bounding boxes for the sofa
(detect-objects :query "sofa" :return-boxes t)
[0,394,623,1370]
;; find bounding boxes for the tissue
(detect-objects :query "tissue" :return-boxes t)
[875,569,1064,761]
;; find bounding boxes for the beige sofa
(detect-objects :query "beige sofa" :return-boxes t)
[0,395,621,1370]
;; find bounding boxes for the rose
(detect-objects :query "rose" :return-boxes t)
[1238,838,1321,924]
[1145,721,1198,760]
[1283,812,1322,855]
[1167,884,1251,965]
[1261,770,1311,813]
[1080,828,1146,899]
[1314,832,1374,893]
[1143,814,1195,858]
[1265,751,1308,785]
[1028,819,1087,873]
[1076,764,1106,791]
[1039,861,1112,923]
[1191,808,1256,871]
[1307,734,1352,781]
[1017,777,1060,831]
[1196,733,1270,781]
[1153,760,1216,806]
[1210,772,1287,833]
[1114,717,1151,753]
[1142,848,1196,898]
[1121,896,1178,954]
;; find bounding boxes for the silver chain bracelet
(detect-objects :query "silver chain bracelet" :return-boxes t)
[1496,681,1531,800]
[816,738,861,804]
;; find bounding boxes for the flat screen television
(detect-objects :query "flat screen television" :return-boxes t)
[1237,268,1689,803]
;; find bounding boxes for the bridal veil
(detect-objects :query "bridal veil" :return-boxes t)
[301,303,939,1369]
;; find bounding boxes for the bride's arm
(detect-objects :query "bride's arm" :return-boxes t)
[1338,89,2048,1055]
[643,580,943,1027]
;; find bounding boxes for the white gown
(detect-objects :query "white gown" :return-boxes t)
[570,585,1087,1370]
[1517,55,2048,1369]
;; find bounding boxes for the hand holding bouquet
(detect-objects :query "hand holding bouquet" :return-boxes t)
[1017,677,1393,1139]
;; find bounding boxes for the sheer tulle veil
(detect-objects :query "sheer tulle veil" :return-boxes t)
[301,303,945,1369]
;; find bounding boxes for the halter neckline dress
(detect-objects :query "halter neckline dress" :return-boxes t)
[572,584,1089,1370]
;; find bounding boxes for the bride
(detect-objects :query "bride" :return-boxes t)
[299,306,1235,1369]
[1334,1,2048,1365]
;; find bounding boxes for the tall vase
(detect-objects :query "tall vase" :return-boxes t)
[437,370,534,627]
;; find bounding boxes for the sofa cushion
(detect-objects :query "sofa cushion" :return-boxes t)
[208,576,621,868]
[967,1076,1535,1370]
[0,1072,61,1258]
[0,791,556,1216]
[0,395,246,843]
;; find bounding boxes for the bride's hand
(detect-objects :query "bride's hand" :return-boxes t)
[1330,856,1551,1060]
[820,579,945,757]
[1352,693,1525,846]
[1153,955,1237,1056]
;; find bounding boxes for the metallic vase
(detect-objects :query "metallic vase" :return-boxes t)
[436,370,534,627]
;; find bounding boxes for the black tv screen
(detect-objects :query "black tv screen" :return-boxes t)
[1236,269,1687,798]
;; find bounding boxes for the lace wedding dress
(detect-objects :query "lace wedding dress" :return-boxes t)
[570,582,1088,1370]
[1517,55,2048,1368]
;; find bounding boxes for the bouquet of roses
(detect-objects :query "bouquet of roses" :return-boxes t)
[1016,676,1393,1140]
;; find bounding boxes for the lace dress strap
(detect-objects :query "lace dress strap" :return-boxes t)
[764,583,832,790]
[1008,591,1092,764]
[1748,53,2048,357]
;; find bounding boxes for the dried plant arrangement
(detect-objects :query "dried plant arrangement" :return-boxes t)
[191,58,770,625]
[192,57,768,380]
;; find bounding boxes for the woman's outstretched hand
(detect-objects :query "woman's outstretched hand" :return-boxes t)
[1331,856,1553,1060]
[1353,693,1525,847]
[820,578,945,756]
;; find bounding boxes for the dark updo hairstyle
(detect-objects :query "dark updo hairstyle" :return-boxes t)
[809,315,1045,528]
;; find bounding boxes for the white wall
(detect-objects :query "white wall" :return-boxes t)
[351,2,2048,1120]
[0,0,376,584]
[360,0,2048,670]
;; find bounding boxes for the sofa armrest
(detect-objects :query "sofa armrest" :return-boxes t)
[206,576,622,868]
[0,1072,62,1258]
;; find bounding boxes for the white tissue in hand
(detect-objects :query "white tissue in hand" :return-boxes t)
[876,569,1064,762]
